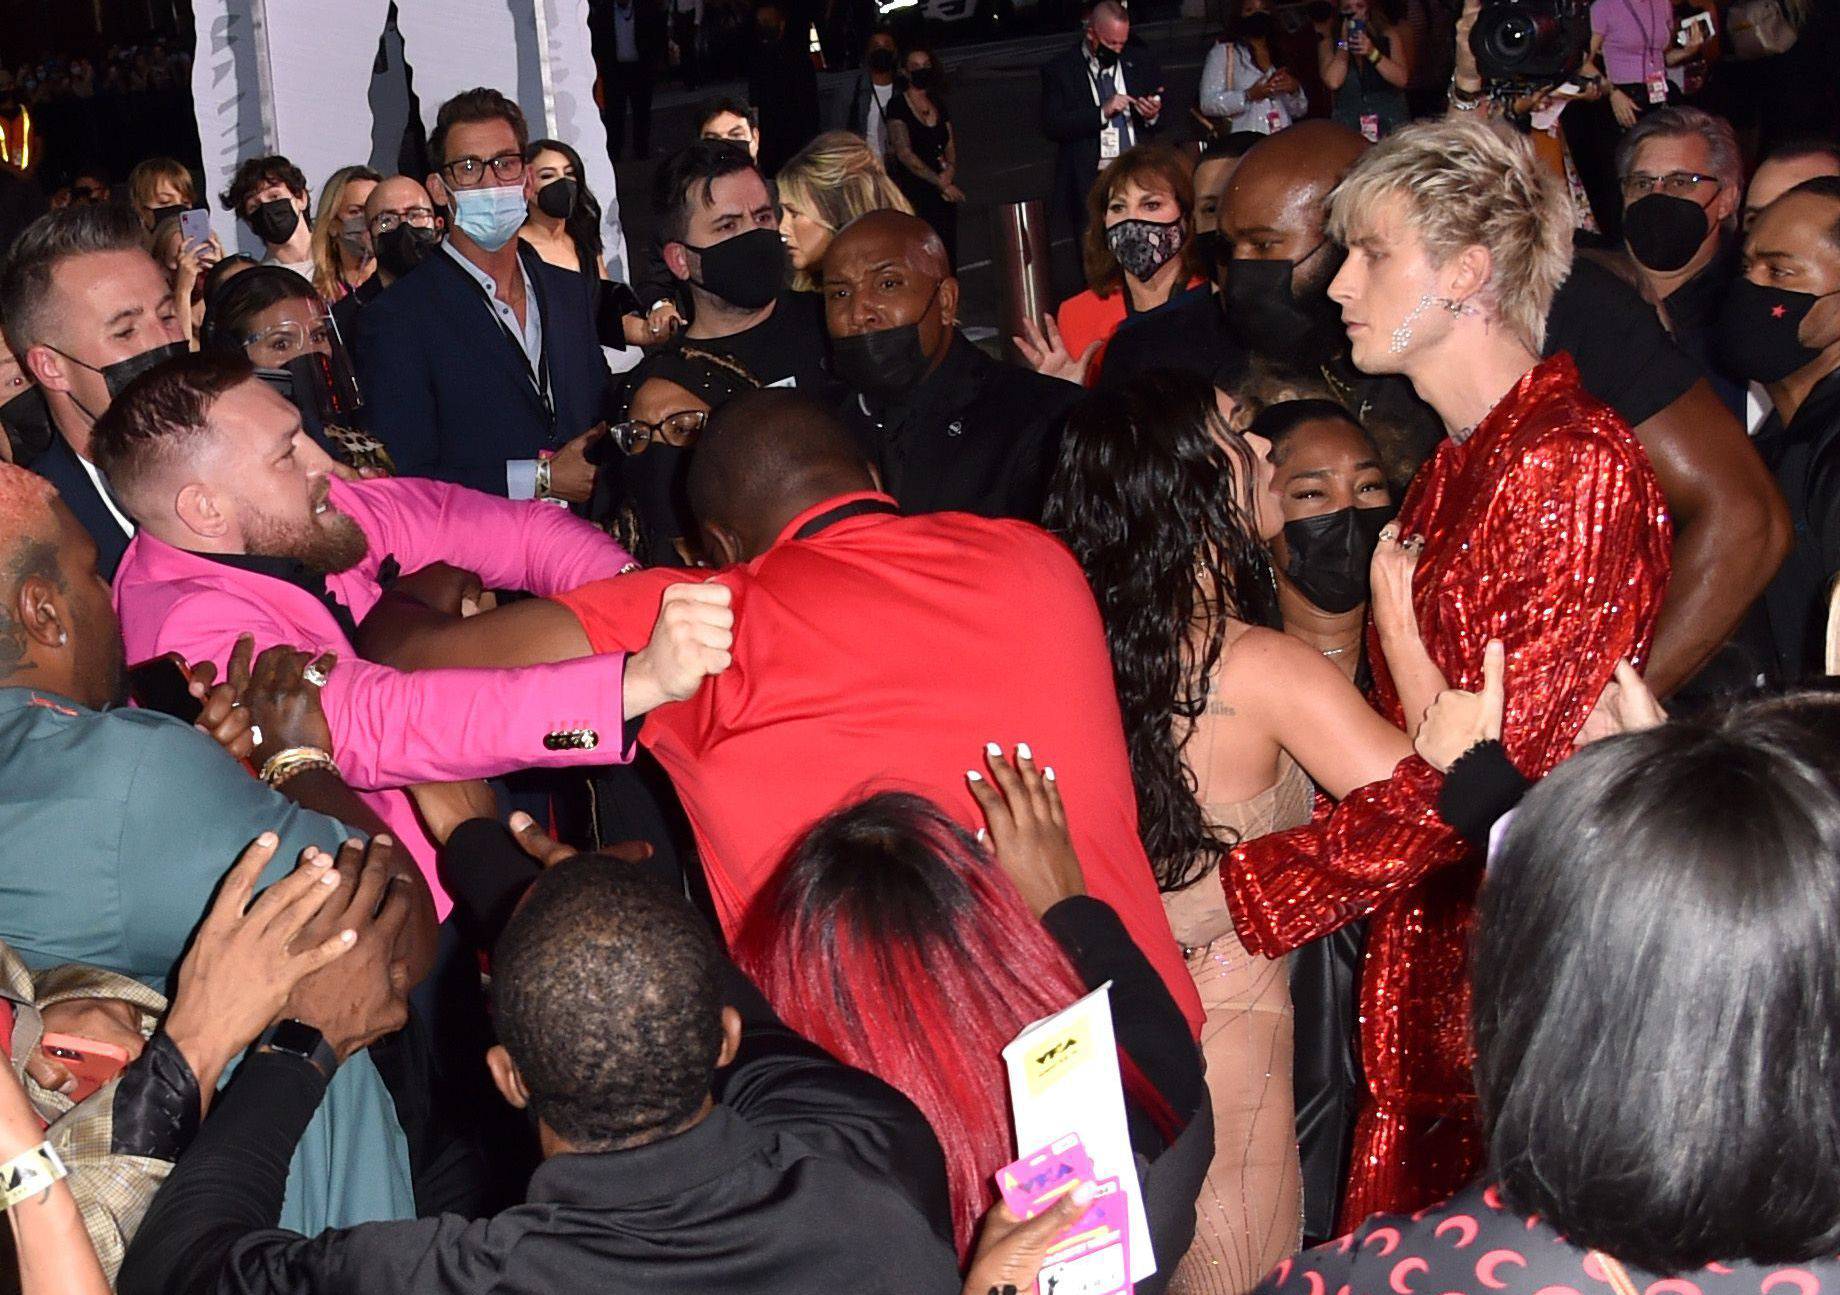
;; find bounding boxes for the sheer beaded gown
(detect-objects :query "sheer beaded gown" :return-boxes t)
[1162,702,1309,1295]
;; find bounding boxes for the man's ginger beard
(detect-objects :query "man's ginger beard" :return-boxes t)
[240,478,367,574]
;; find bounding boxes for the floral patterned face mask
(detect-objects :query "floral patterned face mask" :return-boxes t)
[1106,216,1187,281]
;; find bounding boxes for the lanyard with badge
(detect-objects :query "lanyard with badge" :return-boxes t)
[1088,58,1126,161]
[1622,0,1669,102]
[460,254,557,436]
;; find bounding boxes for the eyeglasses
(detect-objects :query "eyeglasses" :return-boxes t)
[1622,170,1720,198]
[441,152,525,186]
[610,409,708,455]
[369,208,437,234]
[243,316,335,364]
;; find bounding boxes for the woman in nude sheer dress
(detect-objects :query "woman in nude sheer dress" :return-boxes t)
[1045,376,1421,1294]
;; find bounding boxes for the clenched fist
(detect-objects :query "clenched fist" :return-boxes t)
[621,581,736,719]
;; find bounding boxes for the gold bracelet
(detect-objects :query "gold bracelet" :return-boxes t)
[0,1142,67,1211]
[259,746,340,787]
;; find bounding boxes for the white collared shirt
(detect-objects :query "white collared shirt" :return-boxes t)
[77,450,134,538]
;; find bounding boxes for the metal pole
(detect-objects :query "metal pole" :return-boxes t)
[989,198,1054,368]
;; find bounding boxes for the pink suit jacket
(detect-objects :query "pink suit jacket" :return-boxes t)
[112,476,637,918]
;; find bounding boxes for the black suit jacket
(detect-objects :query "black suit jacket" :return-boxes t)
[354,244,612,497]
[33,434,132,580]
[842,332,1085,522]
[1040,40,1165,222]
[589,0,670,71]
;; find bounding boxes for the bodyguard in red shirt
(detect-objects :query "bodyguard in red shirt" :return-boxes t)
[372,390,1202,1033]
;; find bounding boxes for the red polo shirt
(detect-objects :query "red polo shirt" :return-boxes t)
[552,491,1203,1034]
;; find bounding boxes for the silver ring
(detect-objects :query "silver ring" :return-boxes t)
[248,723,264,748]
[302,662,331,689]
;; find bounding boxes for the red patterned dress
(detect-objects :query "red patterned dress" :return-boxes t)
[1224,354,1673,1227]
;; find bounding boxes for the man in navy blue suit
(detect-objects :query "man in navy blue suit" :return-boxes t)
[1040,1,1165,246]
[0,205,188,580]
[356,88,614,502]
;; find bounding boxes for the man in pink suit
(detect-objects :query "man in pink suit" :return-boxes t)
[96,352,734,917]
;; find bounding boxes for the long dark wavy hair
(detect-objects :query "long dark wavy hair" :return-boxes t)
[1043,369,1278,892]
[525,137,603,266]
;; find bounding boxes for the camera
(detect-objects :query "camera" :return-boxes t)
[1471,0,1591,84]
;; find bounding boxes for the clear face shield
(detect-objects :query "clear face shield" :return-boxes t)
[245,306,395,477]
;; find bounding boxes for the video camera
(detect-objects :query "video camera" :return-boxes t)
[1470,0,1592,87]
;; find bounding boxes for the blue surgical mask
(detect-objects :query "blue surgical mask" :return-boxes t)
[450,183,527,251]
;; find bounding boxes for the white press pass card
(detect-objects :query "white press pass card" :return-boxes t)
[1003,982,1155,1285]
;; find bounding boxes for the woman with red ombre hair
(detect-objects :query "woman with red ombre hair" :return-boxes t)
[737,748,1207,1287]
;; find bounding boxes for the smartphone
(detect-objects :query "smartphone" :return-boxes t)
[1676,11,1713,45]
[39,1032,131,1102]
[179,207,212,246]
[127,655,203,725]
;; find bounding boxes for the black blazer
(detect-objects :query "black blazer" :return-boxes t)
[1040,39,1165,216]
[33,434,132,580]
[589,0,670,71]
[354,243,613,497]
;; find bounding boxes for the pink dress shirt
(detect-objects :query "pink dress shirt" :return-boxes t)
[112,476,638,917]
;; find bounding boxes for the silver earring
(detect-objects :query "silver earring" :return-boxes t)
[1389,293,1434,354]
[56,631,67,646]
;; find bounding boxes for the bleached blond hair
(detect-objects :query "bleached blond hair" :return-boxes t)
[1325,117,1572,354]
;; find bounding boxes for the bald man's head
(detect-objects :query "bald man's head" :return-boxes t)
[822,209,960,399]
[687,389,876,564]
[0,465,123,706]
[1216,120,1367,367]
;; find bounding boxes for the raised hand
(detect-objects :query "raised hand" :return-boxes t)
[966,743,1085,918]
[282,841,414,1064]
[188,634,258,761]
[1415,639,1505,772]
[547,423,609,504]
[1012,314,1098,387]
[160,833,361,1103]
[244,645,338,765]
[624,580,736,717]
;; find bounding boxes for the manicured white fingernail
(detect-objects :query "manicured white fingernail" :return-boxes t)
[1044,767,1056,782]
[1017,742,1033,761]
[985,741,1001,757]
[257,831,278,847]
[966,770,983,782]
[319,870,339,885]
[340,929,357,943]
[509,812,534,831]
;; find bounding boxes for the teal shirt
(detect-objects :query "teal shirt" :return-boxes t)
[0,687,415,1234]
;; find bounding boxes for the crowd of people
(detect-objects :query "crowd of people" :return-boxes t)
[0,1,1837,1293]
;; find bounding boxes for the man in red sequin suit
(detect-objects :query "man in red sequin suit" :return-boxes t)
[1224,119,1673,1228]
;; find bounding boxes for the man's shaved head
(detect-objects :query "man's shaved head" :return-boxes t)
[1221,120,1369,254]
[829,208,951,280]
[687,389,875,562]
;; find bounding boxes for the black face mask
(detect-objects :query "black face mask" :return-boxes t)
[906,64,938,90]
[686,226,787,311]
[537,177,579,221]
[147,203,186,229]
[1239,10,1275,38]
[250,197,301,245]
[831,283,944,401]
[1281,501,1398,614]
[1714,278,1839,385]
[1091,40,1121,66]
[1223,244,1344,368]
[374,223,441,280]
[54,339,189,402]
[868,48,897,74]
[0,384,54,465]
[1623,193,1712,273]
[1191,228,1223,268]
